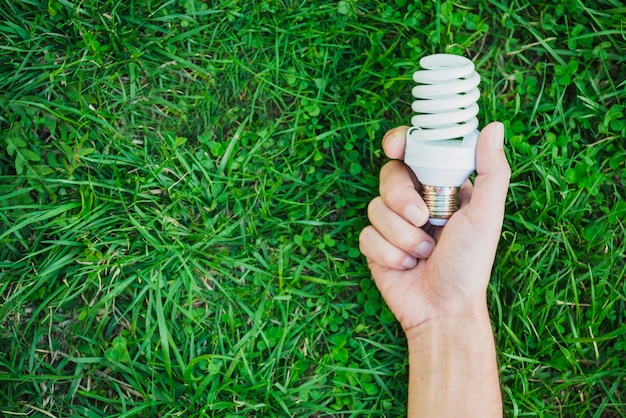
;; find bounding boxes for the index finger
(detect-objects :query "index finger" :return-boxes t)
[382,126,410,160]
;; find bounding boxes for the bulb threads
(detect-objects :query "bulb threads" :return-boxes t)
[421,185,460,221]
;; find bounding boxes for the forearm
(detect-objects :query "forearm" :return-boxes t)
[406,310,502,417]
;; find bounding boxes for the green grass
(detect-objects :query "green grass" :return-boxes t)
[0,0,624,416]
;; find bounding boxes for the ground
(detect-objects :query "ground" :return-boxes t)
[0,0,624,416]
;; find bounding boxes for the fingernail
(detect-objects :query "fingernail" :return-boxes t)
[493,122,504,150]
[402,256,417,269]
[415,241,434,258]
[405,205,427,226]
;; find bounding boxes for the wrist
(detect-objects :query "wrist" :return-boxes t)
[405,307,502,417]
[405,306,492,348]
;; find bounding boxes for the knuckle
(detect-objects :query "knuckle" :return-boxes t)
[358,226,375,254]
[384,186,409,209]
[498,159,512,179]
[502,165,512,180]
[381,250,404,268]
[397,232,420,251]
[367,196,384,219]
[358,226,371,245]
[379,161,394,179]
[379,160,405,190]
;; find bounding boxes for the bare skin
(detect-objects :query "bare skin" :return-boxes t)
[359,122,511,417]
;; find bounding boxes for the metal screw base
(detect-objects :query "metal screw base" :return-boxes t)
[421,185,460,221]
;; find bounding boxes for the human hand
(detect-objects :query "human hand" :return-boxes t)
[359,122,511,333]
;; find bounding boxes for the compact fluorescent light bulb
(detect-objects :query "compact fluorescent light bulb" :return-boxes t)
[404,53,481,226]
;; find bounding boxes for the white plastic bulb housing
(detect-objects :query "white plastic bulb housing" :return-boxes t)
[404,54,481,226]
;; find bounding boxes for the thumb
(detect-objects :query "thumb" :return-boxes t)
[466,122,511,230]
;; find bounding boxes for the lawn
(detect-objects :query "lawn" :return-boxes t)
[0,0,624,416]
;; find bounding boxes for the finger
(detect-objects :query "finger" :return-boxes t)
[466,122,511,231]
[359,226,418,270]
[368,197,435,258]
[379,160,429,227]
[382,126,410,160]
[459,178,473,208]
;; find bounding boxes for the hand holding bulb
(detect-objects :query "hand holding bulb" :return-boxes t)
[359,53,510,417]
[360,122,510,328]
[359,122,509,416]
[359,51,512,326]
